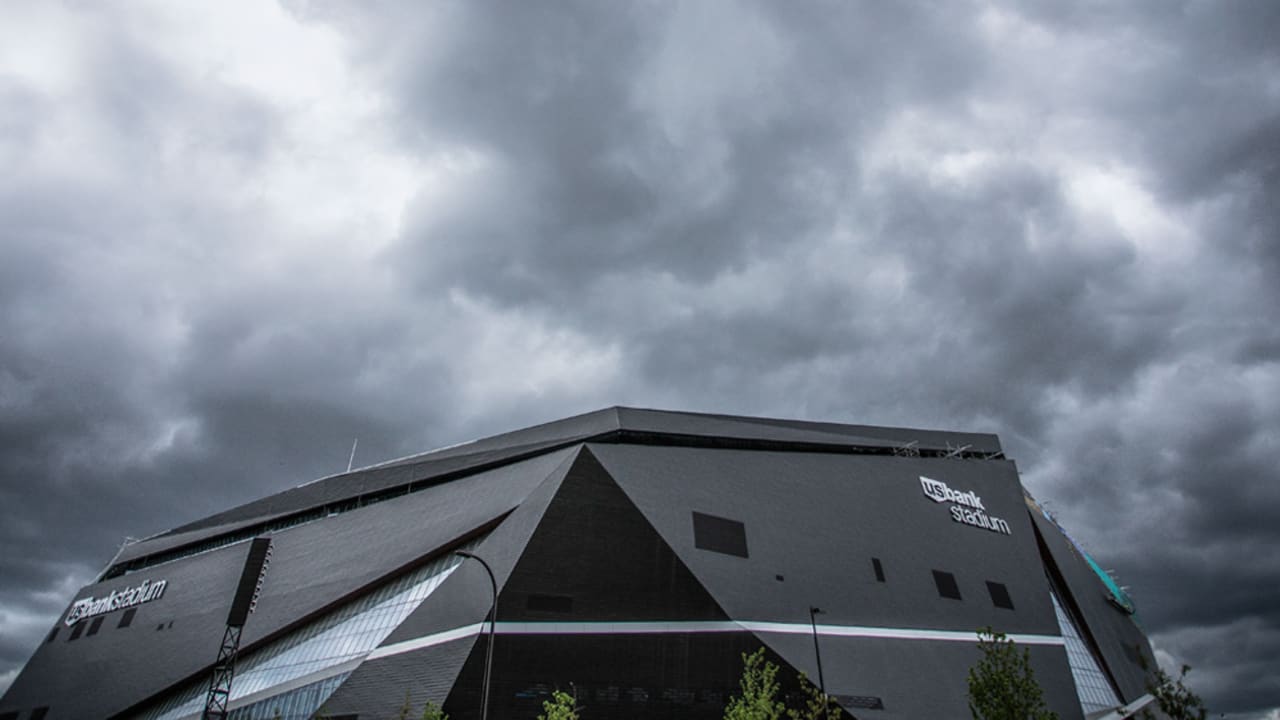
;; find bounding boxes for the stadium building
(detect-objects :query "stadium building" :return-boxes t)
[1,407,1160,719]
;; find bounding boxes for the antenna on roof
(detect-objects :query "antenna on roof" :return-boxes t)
[347,438,359,473]
[943,443,972,459]
[893,440,920,458]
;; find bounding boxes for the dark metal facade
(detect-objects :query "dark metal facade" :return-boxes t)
[0,408,1157,719]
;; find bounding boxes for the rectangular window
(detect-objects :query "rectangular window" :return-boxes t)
[692,512,749,558]
[986,581,1014,609]
[68,621,85,641]
[29,709,49,720]
[526,594,574,613]
[0,710,19,720]
[87,617,104,636]
[872,558,885,582]
[932,570,962,600]
[833,695,885,710]
[1123,642,1145,667]
[46,626,59,644]
[118,608,136,628]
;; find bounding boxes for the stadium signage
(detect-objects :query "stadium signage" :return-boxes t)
[64,578,168,626]
[920,476,1011,535]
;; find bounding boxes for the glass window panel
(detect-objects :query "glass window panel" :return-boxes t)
[137,540,477,720]
[1049,588,1122,714]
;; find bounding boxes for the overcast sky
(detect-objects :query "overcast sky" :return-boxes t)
[1,0,1277,715]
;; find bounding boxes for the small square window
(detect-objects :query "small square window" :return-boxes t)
[872,557,886,582]
[932,570,962,600]
[87,617,104,636]
[68,621,85,641]
[986,581,1014,610]
[118,608,136,628]
[692,512,749,558]
[1124,642,1149,668]
[46,626,59,643]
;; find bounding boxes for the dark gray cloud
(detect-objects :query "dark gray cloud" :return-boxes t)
[2,0,1277,715]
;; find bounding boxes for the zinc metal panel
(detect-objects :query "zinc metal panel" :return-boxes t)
[378,446,581,646]
[590,443,1057,636]
[615,406,1003,454]
[319,636,476,717]
[1030,508,1157,702]
[589,443,1070,715]
[0,449,574,720]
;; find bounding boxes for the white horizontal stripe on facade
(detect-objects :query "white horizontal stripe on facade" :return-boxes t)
[368,620,1064,661]
[740,621,1065,646]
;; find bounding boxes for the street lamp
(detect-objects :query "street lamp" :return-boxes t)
[456,551,497,720]
[808,606,828,715]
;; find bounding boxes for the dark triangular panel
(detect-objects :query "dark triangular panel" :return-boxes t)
[319,445,582,717]
[498,446,730,623]
[382,445,585,644]
[437,446,740,719]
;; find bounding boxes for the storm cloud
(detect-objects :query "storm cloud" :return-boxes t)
[1,1,1277,714]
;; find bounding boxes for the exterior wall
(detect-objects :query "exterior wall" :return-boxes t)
[1,411,1158,719]
[0,449,574,719]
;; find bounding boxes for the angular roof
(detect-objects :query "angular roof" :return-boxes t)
[2,408,1155,720]
[108,407,1002,576]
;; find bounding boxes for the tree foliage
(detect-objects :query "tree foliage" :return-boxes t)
[1139,662,1207,720]
[967,627,1058,720]
[538,689,581,720]
[788,672,838,720]
[724,647,787,720]
[386,692,447,720]
[420,699,449,720]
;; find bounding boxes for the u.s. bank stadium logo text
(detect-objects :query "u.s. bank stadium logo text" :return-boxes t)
[920,476,1011,535]
[64,578,168,626]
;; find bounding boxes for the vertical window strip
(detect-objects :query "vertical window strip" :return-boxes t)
[1048,589,1122,714]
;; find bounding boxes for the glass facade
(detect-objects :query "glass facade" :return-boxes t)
[1049,588,1121,714]
[226,673,350,720]
[135,544,472,720]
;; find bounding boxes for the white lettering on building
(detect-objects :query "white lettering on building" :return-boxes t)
[920,476,1011,535]
[64,578,168,626]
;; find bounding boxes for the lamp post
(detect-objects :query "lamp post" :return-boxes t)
[456,551,497,720]
[808,606,827,716]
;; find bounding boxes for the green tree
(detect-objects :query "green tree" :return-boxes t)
[967,627,1058,720]
[538,689,581,720]
[1139,662,1207,720]
[724,647,787,720]
[420,699,449,720]
[788,672,838,720]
